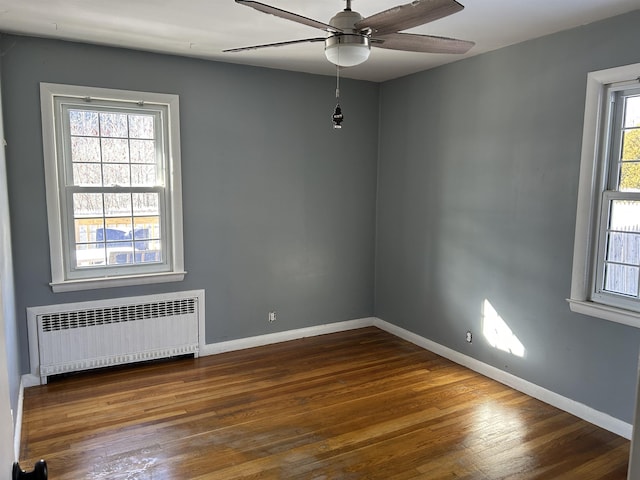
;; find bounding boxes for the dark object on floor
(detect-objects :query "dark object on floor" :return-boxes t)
[12,460,47,480]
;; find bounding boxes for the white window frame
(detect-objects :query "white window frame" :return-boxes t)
[569,63,640,327]
[40,83,186,292]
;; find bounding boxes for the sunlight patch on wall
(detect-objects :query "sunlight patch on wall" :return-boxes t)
[482,299,525,358]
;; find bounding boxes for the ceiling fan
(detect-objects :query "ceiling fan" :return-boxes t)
[224,0,475,67]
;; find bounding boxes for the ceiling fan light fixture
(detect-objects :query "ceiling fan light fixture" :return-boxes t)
[325,34,370,67]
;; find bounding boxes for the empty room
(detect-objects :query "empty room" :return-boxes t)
[1,0,640,478]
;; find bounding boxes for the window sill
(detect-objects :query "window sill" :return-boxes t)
[567,299,640,329]
[50,271,187,293]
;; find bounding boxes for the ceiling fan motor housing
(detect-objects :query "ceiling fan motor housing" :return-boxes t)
[227,0,474,67]
[325,10,371,67]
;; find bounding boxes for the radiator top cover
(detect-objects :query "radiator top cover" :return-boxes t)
[40,298,197,332]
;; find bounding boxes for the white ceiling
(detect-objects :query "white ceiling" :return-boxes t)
[0,0,638,82]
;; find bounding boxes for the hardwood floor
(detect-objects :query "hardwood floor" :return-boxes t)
[20,327,629,479]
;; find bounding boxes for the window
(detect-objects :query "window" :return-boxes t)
[569,64,640,327]
[40,83,185,292]
[593,89,640,309]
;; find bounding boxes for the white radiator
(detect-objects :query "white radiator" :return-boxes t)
[27,290,203,384]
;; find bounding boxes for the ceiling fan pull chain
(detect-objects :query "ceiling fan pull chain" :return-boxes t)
[332,64,344,129]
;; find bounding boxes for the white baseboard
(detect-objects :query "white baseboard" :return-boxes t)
[373,318,633,440]
[14,379,24,461]
[200,317,376,356]
[21,374,40,388]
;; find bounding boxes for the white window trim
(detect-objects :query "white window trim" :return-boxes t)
[568,63,640,328]
[40,83,186,292]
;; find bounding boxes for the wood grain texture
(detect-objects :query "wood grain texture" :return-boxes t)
[20,327,629,479]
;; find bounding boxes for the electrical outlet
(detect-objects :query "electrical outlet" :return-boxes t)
[268,311,276,323]
[466,331,473,343]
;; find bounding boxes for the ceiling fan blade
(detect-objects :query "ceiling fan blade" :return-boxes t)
[235,0,341,33]
[373,32,474,54]
[356,0,464,36]
[223,37,326,53]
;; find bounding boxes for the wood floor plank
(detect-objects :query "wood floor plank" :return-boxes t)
[20,327,629,479]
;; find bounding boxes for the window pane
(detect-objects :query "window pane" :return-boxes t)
[622,129,640,161]
[71,137,100,163]
[73,193,103,217]
[97,224,128,244]
[620,162,640,192]
[133,193,159,215]
[74,218,103,244]
[133,215,157,230]
[72,163,102,186]
[132,211,161,262]
[69,110,99,136]
[133,217,160,240]
[604,263,639,297]
[129,115,155,139]
[137,251,162,263]
[103,164,131,186]
[609,200,640,233]
[100,219,134,266]
[104,218,133,238]
[130,140,156,163]
[624,96,640,128]
[73,192,107,268]
[132,227,150,251]
[75,244,106,267]
[100,112,128,138]
[108,243,135,265]
[104,194,132,217]
[132,192,161,260]
[131,165,157,186]
[607,232,640,265]
[133,226,151,241]
[102,138,130,163]
[74,220,90,244]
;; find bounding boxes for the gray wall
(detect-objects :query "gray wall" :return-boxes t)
[0,35,379,375]
[375,10,640,422]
